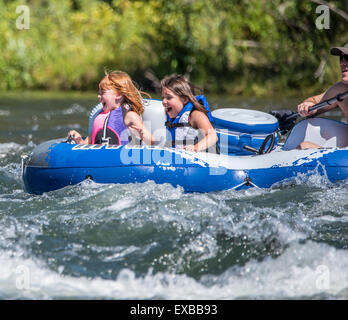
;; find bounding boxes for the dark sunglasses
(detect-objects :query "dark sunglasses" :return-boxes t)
[340,54,348,62]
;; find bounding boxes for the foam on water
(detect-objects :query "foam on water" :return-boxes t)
[1,140,348,299]
[0,240,348,299]
[3,93,348,300]
[0,142,24,154]
[43,104,88,118]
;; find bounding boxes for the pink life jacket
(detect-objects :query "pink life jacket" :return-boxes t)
[91,104,131,145]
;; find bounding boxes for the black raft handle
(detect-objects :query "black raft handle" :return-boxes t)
[243,133,276,155]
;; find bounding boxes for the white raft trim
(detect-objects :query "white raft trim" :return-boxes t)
[69,143,341,171]
[168,147,341,170]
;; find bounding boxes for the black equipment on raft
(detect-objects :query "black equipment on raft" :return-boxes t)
[243,133,276,155]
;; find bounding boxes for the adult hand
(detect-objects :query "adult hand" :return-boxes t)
[297,101,317,117]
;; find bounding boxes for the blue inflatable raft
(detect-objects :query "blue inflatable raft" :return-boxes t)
[22,100,348,194]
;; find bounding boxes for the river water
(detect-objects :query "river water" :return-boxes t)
[0,91,347,300]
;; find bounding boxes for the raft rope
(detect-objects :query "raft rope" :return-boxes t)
[232,177,261,190]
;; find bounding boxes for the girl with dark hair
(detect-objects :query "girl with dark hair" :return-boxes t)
[161,74,218,152]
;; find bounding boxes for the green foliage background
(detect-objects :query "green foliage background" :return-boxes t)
[0,0,347,95]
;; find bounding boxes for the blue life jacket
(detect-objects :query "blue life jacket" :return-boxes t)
[165,95,214,143]
[196,95,214,123]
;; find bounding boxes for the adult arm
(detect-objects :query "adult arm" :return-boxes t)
[297,92,326,117]
[298,82,348,118]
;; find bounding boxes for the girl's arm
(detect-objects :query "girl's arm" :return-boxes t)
[124,111,155,146]
[186,110,218,152]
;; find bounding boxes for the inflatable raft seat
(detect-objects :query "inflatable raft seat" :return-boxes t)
[142,99,167,146]
[284,118,348,150]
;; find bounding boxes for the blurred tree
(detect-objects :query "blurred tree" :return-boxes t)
[0,0,346,94]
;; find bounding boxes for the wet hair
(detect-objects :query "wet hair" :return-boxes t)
[160,74,208,115]
[99,69,151,115]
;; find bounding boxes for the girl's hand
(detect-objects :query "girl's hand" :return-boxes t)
[183,144,197,152]
[129,124,144,140]
[67,130,82,144]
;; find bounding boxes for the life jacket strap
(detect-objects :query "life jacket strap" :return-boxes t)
[101,137,111,145]
[165,121,191,129]
[102,112,111,143]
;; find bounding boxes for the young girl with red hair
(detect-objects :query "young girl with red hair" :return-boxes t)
[68,70,154,146]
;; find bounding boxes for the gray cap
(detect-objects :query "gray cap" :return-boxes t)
[331,47,348,56]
